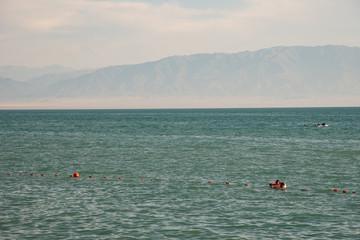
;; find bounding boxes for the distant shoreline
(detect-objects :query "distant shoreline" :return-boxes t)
[1,96,359,110]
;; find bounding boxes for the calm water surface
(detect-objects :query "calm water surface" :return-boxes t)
[1,108,359,239]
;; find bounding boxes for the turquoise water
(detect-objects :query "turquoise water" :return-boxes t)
[1,108,359,239]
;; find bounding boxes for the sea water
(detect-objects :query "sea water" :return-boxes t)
[0,108,359,239]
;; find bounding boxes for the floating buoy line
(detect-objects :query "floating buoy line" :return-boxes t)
[329,189,357,194]
[6,173,252,187]
[5,173,358,193]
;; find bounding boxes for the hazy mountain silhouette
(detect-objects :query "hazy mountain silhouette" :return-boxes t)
[1,46,359,103]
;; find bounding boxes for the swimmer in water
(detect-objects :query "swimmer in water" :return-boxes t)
[269,180,280,187]
[270,179,286,189]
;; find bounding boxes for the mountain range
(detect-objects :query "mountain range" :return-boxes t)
[1,45,359,108]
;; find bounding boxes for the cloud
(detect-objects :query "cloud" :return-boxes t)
[0,0,359,68]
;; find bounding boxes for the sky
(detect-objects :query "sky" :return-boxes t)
[1,0,360,69]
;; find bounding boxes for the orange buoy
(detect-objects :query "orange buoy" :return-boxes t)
[73,172,79,178]
[8,174,12,176]
[54,174,59,177]
[89,176,94,178]
[191,181,195,183]
[352,192,357,194]
[244,184,249,186]
[41,174,45,176]
[342,191,348,193]
[118,177,123,180]
[333,189,338,192]
[30,174,35,176]
[141,179,145,181]
[151,179,154,182]
[208,181,213,184]
[19,173,23,176]
[104,177,108,179]
[226,182,230,185]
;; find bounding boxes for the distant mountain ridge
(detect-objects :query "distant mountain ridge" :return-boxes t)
[1,45,360,107]
[0,65,78,82]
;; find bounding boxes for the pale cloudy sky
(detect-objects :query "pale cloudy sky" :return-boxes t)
[1,0,359,69]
